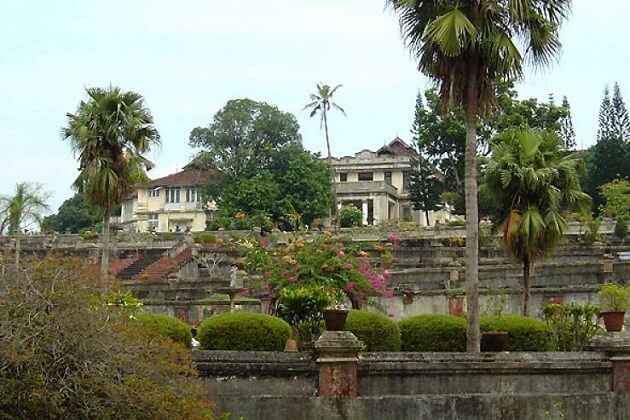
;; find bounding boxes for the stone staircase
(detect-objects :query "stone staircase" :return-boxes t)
[139,246,194,281]
[116,249,164,280]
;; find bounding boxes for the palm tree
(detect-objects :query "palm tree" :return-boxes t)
[303,84,346,219]
[62,86,160,283]
[480,129,590,316]
[0,182,50,235]
[387,0,571,351]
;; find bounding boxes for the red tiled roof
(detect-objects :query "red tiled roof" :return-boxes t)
[377,137,417,157]
[148,170,213,188]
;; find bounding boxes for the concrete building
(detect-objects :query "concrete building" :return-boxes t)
[115,170,215,233]
[332,137,455,226]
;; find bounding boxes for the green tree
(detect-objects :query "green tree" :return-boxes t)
[41,193,102,233]
[611,83,630,141]
[596,86,614,142]
[388,0,571,351]
[481,129,590,315]
[191,100,330,229]
[409,156,444,225]
[559,96,576,150]
[0,182,49,235]
[303,84,346,220]
[600,178,630,219]
[62,86,160,283]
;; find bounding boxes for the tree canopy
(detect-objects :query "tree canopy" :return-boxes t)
[481,129,590,315]
[191,99,331,229]
[0,182,50,235]
[41,193,102,234]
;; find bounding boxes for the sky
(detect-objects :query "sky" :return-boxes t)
[1,0,629,214]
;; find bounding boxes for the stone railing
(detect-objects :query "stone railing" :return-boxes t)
[193,331,630,420]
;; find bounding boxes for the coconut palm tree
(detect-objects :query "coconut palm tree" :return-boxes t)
[62,86,160,283]
[387,0,571,351]
[480,129,590,316]
[303,84,346,219]
[0,182,50,235]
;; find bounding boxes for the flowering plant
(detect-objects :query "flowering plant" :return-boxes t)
[244,235,393,309]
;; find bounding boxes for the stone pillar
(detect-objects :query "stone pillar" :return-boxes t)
[587,331,630,393]
[314,330,362,398]
[361,200,368,226]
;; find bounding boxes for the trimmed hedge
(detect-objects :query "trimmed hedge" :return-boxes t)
[135,312,192,349]
[197,312,291,351]
[345,310,401,352]
[399,314,466,351]
[480,315,552,351]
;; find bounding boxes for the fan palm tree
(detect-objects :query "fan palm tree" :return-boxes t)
[387,0,571,351]
[480,129,590,316]
[303,84,346,219]
[62,86,160,283]
[0,182,50,235]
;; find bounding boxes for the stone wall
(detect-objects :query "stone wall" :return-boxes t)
[193,349,629,420]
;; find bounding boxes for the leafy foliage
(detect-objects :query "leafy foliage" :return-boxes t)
[41,193,102,233]
[398,315,467,352]
[481,129,590,314]
[480,315,552,352]
[278,285,330,347]
[197,312,291,351]
[135,312,193,349]
[345,310,401,352]
[543,303,600,351]
[614,218,628,240]
[191,100,331,229]
[598,283,630,312]
[600,178,630,219]
[243,236,393,310]
[0,182,50,235]
[338,205,362,227]
[409,156,443,225]
[0,257,213,419]
[193,231,218,244]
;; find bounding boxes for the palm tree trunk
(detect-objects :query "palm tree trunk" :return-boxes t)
[100,212,111,286]
[523,257,531,317]
[323,109,338,221]
[15,233,21,268]
[465,56,480,352]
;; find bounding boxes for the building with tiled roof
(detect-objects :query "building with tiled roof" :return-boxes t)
[331,137,455,227]
[115,169,216,233]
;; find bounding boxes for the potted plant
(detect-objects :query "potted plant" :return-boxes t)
[380,251,393,269]
[598,283,630,331]
[278,285,330,350]
[322,289,349,331]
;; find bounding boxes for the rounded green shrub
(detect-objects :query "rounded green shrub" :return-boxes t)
[480,315,552,351]
[192,231,217,244]
[135,312,192,349]
[197,312,291,351]
[398,314,466,351]
[345,310,401,352]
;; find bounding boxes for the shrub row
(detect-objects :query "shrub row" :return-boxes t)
[191,311,550,352]
[134,312,193,349]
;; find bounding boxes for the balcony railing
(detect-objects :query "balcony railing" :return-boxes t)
[335,181,399,197]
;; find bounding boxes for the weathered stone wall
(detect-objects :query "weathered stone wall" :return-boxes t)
[193,350,628,420]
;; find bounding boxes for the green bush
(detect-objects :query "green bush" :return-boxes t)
[480,315,551,351]
[447,219,466,227]
[192,231,217,244]
[197,312,291,351]
[614,218,628,240]
[338,205,362,227]
[135,312,192,349]
[398,314,466,351]
[345,310,401,351]
[543,303,600,351]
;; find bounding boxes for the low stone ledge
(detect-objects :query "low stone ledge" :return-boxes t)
[192,350,316,377]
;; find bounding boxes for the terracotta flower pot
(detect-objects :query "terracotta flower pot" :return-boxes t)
[284,339,298,352]
[323,309,349,331]
[601,311,625,332]
[481,331,509,352]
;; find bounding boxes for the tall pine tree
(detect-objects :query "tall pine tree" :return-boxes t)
[611,83,630,142]
[596,86,613,142]
[409,155,443,226]
[559,96,576,150]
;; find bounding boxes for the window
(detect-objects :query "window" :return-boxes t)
[403,172,411,192]
[148,213,159,230]
[165,187,180,203]
[186,188,198,203]
[402,206,412,222]
[384,171,392,185]
[148,188,160,198]
[358,172,373,181]
[339,173,348,182]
